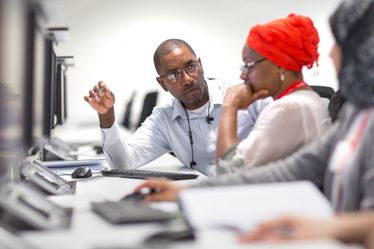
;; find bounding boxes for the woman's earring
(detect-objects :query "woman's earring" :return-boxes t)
[280,73,285,82]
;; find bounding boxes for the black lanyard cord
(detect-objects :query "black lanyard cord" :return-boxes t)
[183,107,197,168]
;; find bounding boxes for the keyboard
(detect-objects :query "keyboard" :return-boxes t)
[91,200,174,224]
[101,169,199,180]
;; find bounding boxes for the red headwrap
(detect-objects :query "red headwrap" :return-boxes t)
[247,14,319,72]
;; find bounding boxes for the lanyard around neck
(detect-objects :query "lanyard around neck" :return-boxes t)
[275,80,308,100]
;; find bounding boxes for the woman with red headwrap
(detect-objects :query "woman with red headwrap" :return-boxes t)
[215,14,331,174]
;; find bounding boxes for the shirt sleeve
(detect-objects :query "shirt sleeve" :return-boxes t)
[191,124,337,188]
[216,98,273,174]
[216,144,243,174]
[101,107,171,170]
[245,97,273,131]
[217,100,317,174]
[240,101,313,167]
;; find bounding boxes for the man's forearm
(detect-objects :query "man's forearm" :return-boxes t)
[99,107,115,128]
[216,105,238,161]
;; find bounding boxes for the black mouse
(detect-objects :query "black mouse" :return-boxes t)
[71,166,92,179]
[121,192,148,201]
[121,188,157,201]
[143,229,195,244]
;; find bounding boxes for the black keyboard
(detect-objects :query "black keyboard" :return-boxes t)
[101,169,199,180]
[91,200,173,224]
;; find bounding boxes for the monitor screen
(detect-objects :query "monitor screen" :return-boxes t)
[0,0,30,182]
[31,25,47,147]
[29,26,58,146]
[55,62,67,125]
[43,39,57,138]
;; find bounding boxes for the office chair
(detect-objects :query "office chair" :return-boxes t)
[121,91,136,130]
[328,90,346,122]
[310,85,345,122]
[310,85,335,100]
[136,91,158,129]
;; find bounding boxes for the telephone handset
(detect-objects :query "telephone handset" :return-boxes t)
[21,160,75,195]
[0,182,71,231]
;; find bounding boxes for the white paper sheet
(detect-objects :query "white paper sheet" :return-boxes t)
[178,181,333,232]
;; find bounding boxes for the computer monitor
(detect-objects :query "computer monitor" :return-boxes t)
[42,53,75,161]
[18,4,75,193]
[0,0,72,233]
[55,61,67,125]
[31,29,74,161]
[29,22,46,149]
[43,38,57,138]
[22,29,76,193]
[0,0,30,182]
[29,23,60,150]
[22,2,37,151]
[2,0,57,157]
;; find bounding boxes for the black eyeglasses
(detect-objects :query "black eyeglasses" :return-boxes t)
[160,60,200,84]
[240,58,267,75]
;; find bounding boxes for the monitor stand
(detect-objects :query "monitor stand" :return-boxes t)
[21,160,76,195]
[42,137,76,161]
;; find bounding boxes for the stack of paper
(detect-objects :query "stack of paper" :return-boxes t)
[33,159,108,175]
[35,159,107,168]
[178,181,333,232]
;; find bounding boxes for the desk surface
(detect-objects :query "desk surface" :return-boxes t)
[20,172,363,249]
[19,142,363,249]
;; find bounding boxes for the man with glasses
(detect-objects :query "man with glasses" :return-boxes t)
[84,39,271,176]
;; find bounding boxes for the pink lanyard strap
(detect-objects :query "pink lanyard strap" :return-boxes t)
[334,110,372,211]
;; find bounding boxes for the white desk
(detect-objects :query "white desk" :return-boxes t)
[20,175,364,249]
[20,154,196,249]
[19,123,365,249]
[21,177,178,249]
[20,157,363,249]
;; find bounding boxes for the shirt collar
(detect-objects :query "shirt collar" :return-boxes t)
[171,79,224,121]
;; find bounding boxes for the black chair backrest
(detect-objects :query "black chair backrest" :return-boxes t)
[328,90,346,122]
[310,85,335,100]
[136,91,158,129]
[121,91,136,130]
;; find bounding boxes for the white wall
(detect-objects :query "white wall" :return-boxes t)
[48,0,342,127]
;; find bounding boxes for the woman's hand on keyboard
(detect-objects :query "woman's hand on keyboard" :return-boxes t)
[133,179,186,202]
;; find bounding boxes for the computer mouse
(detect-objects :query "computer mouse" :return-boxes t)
[121,192,148,201]
[121,187,158,202]
[143,229,195,244]
[71,166,92,179]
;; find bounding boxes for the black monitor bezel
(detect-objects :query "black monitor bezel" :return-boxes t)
[42,38,57,138]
